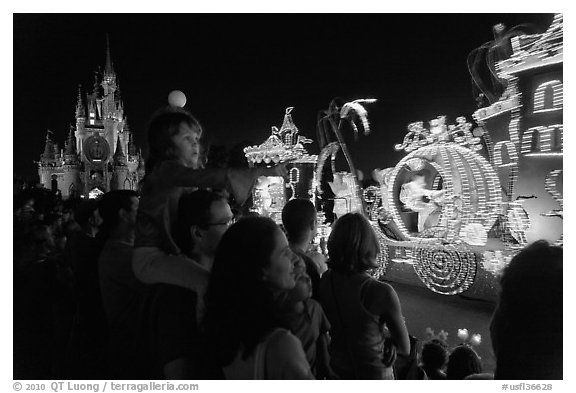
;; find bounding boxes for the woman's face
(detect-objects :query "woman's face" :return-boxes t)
[171,122,200,168]
[263,229,296,291]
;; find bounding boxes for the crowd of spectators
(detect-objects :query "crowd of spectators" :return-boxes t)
[13,105,562,380]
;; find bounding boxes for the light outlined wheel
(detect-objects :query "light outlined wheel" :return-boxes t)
[414,245,477,295]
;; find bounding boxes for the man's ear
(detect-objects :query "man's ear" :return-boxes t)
[190,225,203,241]
[118,208,128,222]
[308,219,316,231]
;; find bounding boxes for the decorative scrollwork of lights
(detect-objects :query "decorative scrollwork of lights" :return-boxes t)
[369,221,390,279]
[244,107,317,165]
[414,245,477,295]
[394,116,483,153]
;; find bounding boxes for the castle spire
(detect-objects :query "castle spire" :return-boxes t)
[93,70,102,98]
[64,125,78,156]
[113,136,127,166]
[116,79,122,101]
[127,124,137,156]
[75,85,85,119]
[41,129,55,162]
[104,34,115,77]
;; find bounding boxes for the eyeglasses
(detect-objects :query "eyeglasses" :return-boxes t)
[205,217,236,227]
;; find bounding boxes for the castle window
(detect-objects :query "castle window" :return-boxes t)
[494,141,518,167]
[533,80,563,113]
[553,125,563,152]
[522,126,563,156]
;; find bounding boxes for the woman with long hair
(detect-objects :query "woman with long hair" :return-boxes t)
[202,216,314,379]
[319,213,410,379]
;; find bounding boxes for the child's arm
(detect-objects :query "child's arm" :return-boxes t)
[163,161,285,205]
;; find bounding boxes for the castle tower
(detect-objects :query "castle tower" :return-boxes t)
[38,130,57,188]
[75,85,86,155]
[112,136,130,190]
[61,125,82,198]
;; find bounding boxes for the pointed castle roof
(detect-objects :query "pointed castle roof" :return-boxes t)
[113,137,127,166]
[104,34,115,77]
[76,85,86,119]
[41,129,55,162]
[127,124,138,156]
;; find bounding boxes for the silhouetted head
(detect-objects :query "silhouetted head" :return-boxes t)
[327,213,380,274]
[421,339,449,371]
[446,345,482,380]
[281,198,317,244]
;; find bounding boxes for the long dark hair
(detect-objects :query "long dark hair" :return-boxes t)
[202,216,283,367]
[145,106,203,176]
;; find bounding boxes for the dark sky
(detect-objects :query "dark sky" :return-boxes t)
[13,13,555,180]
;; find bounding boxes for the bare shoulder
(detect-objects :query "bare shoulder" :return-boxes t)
[365,279,401,315]
[265,329,314,379]
[368,279,398,300]
[267,329,302,354]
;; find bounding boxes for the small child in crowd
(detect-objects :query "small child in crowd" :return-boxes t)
[276,254,334,379]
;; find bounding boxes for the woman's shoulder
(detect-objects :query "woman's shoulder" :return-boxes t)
[364,278,401,307]
[265,329,305,360]
[265,328,314,379]
[266,328,298,347]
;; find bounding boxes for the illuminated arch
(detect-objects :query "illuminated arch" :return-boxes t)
[534,80,563,113]
[493,141,518,167]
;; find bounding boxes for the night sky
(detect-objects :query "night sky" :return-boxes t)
[13,13,556,180]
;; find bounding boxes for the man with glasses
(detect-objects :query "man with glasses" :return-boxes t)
[142,189,234,379]
[175,189,234,272]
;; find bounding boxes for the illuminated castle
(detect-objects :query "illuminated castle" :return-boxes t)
[38,39,144,199]
[472,14,563,245]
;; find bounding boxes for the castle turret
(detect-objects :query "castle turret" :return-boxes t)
[127,124,137,157]
[38,130,58,192]
[112,136,130,190]
[41,130,55,163]
[75,85,86,154]
[113,136,127,166]
[59,125,82,198]
[64,125,80,164]
[75,85,86,120]
[103,35,116,90]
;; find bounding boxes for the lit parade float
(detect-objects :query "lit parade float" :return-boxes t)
[244,107,318,224]
[244,15,562,300]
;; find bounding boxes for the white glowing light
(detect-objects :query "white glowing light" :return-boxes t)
[168,90,186,107]
[470,334,482,346]
[457,329,469,341]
